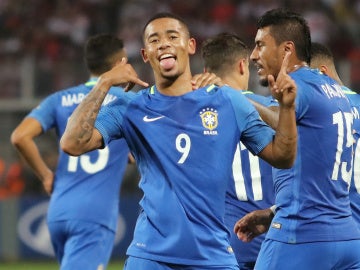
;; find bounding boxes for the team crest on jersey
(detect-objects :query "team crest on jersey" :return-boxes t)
[200,108,218,135]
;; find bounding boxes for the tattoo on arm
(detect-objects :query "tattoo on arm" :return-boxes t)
[74,88,108,144]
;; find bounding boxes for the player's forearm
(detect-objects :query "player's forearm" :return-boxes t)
[249,99,279,129]
[273,105,297,168]
[61,78,111,155]
[13,140,52,182]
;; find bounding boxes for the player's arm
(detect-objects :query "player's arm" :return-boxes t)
[11,117,54,194]
[248,99,279,129]
[61,58,148,156]
[258,51,297,168]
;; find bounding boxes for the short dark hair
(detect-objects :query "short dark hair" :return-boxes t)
[201,32,249,76]
[257,8,311,64]
[84,34,125,75]
[310,42,333,62]
[142,12,190,40]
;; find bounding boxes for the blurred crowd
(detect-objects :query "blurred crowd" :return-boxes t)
[1,0,360,196]
[1,0,360,99]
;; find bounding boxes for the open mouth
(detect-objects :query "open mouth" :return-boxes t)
[159,54,176,70]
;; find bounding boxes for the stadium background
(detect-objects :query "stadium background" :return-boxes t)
[0,0,359,268]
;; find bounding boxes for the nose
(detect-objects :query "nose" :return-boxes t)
[158,38,170,50]
[250,48,258,62]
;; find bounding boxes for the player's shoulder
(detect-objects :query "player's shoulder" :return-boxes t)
[342,86,360,101]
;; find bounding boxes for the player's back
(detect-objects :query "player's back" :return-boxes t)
[225,91,275,264]
[343,86,360,227]
[268,67,360,244]
[28,80,129,232]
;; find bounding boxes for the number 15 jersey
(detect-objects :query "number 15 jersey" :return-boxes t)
[268,67,360,244]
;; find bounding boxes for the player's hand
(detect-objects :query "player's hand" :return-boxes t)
[191,72,224,90]
[101,58,149,92]
[234,208,273,242]
[41,170,54,195]
[268,51,296,108]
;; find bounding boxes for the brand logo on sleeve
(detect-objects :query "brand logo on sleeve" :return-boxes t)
[271,222,282,229]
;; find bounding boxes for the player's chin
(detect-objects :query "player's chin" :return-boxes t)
[162,70,180,80]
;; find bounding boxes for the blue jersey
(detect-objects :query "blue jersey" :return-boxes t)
[225,91,275,264]
[27,79,129,232]
[343,86,360,227]
[95,85,275,266]
[267,67,360,244]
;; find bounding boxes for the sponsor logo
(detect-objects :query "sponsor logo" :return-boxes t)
[17,201,126,257]
[143,115,165,122]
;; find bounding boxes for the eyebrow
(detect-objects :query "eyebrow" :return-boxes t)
[146,29,180,40]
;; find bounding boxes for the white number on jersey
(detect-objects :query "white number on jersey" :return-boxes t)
[332,111,353,185]
[67,146,109,173]
[232,142,263,201]
[354,136,360,193]
[176,133,191,164]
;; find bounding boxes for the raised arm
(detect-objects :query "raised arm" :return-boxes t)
[258,51,297,168]
[60,58,149,156]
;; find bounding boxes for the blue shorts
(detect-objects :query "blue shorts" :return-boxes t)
[124,256,239,270]
[255,238,360,270]
[48,220,115,270]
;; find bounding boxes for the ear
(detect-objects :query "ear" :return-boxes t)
[284,41,295,54]
[319,64,329,75]
[238,59,246,75]
[141,48,148,63]
[188,38,196,55]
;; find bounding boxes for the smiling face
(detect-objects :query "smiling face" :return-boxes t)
[250,26,284,87]
[141,17,196,82]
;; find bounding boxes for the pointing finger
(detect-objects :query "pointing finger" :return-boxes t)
[279,51,291,75]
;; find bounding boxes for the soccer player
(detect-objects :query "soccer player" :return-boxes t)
[234,9,360,269]
[11,34,132,270]
[310,42,360,227]
[201,32,275,270]
[60,12,297,270]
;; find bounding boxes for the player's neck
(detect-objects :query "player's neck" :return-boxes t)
[155,71,193,96]
[222,73,247,90]
[289,61,308,73]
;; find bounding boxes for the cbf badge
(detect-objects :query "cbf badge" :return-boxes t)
[200,108,218,135]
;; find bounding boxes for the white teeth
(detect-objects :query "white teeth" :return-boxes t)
[160,54,173,60]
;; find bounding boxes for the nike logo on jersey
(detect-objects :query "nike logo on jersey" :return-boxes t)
[143,115,165,122]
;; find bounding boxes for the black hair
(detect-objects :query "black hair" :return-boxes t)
[257,8,311,64]
[142,12,190,39]
[310,42,333,61]
[84,33,125,75]
[201,32,249,75]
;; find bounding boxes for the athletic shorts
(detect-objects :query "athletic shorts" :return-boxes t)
[124,256,240,270]
[48,220,115,270]
[255,238,360,270]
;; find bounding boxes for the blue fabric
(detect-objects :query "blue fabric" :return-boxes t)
[267,67,360,244]
[225,92,275,264]
[95,84,274,266]
[48,220,115,269]
[255,238,360,270]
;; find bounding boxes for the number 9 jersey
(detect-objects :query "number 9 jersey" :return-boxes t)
[95,84,275,266]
